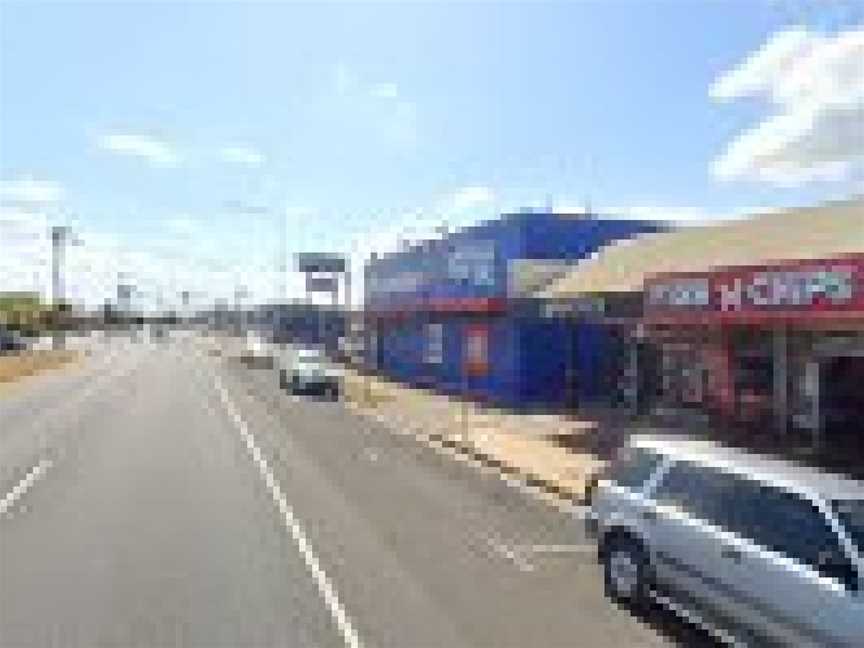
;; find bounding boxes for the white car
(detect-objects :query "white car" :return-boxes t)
[278,347,341,399]
[588,434,864,647]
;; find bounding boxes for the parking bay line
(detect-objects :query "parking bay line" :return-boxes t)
[213,373,363,648]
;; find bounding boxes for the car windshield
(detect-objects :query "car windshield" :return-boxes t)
[833,499,864,555]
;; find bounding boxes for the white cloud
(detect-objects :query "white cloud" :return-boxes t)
[96,133,181,167]
[0,198,315,310]
[601,204,759,226]
[444,185,496,213]
[163,214,201,238]
[334,62,359,96]
[219,145,265,167]
[710,25,864,185]
[331,63,418,149]
[0,206,50,296]
[0,175,64,205]
[370,82,399,99]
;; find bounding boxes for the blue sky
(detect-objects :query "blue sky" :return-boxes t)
[1,2,862,308]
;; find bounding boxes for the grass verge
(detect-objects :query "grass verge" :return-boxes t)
[0,350,81,386]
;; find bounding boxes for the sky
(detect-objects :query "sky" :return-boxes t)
[1,1,862,310]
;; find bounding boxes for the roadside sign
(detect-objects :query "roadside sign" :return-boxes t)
[306,274,339,293]
[297,253,346,274]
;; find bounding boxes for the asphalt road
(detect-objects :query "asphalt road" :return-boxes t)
[1,334,714,647]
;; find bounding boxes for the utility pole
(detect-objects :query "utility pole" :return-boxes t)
[50,225,73,349]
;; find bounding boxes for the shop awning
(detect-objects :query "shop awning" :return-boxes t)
[540,198,864,299]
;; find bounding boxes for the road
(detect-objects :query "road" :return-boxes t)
[1,333,711,647]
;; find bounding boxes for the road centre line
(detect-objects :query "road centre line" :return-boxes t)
[213,373,364,648]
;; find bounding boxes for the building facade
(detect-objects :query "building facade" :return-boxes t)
[364,211,663,407]
[644,254,864,456]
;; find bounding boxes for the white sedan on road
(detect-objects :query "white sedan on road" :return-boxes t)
[278,347,341,399]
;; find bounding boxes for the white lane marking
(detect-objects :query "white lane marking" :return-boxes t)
[0,352,144,514]
[525,543,595,555]
[213,374,363,648]
[0,458,53,516]
[486,536,534,573]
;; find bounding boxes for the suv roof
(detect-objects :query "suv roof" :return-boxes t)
[630,432,864,502]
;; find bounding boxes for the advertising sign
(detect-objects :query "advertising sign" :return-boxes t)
[366,237,500,311]
[645,255,864,323]
[305,274,339,293]
[297,253,346,274]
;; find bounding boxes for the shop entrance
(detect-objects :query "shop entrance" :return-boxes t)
[820,355,864,458]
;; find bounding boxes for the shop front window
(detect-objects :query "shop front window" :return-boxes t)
[660,344,706,409]
[733,355,774,424]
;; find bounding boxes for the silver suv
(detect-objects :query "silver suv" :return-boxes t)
[587,434,864,647]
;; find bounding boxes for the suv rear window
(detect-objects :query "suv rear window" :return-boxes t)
[603,445,661,490]
[731,480,856,588]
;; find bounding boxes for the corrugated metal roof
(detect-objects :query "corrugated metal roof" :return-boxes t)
[540,198,864,299]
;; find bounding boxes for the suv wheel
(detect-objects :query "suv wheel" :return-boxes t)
[603,538,650,608]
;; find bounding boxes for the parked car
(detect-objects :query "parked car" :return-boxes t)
[239,331,273,369]
[278,347,340,399]
[587,433,864,647]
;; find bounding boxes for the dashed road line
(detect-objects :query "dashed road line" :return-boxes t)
[0,458,53,516]
[0,349,144,516]
[213,373,364,648]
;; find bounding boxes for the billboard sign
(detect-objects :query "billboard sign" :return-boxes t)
[297,253,346,274]
[306,274,339,293]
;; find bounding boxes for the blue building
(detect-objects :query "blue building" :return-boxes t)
[364,211,664,408]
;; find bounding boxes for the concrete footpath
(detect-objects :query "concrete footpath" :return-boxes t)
[340,369,634,504]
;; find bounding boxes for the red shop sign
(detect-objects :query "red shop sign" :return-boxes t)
[645,254,864,323]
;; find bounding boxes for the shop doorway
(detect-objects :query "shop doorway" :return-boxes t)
[820,355,864,459]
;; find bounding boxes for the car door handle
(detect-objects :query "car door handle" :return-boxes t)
[721,547,742,562]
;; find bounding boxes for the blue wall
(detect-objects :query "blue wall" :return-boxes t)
[366,213,664,311]
[516,318,571,406]
[522,214,663,260]
[374,314,521,405]
[365,212,664,407]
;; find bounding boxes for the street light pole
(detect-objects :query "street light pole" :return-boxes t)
[50,225,73,349]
